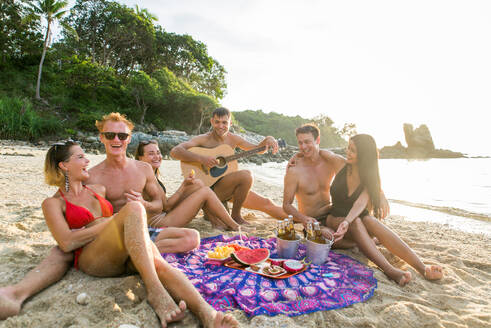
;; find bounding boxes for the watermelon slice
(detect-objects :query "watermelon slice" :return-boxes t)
[231,248,270,266]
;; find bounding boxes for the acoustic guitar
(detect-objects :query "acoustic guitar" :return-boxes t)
[180,144,268,186]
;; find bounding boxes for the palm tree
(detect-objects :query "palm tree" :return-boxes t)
[31,0,70,100]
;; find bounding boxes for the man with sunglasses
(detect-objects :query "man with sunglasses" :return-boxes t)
[89,113,163,215]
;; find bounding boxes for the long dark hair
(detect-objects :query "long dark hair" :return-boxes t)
[350,134,381,218]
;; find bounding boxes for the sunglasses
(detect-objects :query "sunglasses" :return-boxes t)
[52,139,76,150]
[101,132,130,140]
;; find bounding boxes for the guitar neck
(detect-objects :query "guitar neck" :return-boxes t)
[224,146,267,162]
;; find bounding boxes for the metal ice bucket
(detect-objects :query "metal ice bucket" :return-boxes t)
[276,235,300,259]
[305,231,334,265]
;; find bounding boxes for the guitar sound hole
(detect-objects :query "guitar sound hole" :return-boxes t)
[216,156,226,168]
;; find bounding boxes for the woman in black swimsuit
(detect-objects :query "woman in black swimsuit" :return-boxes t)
[327,134,443,286]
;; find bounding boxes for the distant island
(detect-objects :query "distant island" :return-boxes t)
[379,124,465,159]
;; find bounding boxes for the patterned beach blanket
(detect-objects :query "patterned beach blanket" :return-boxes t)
[161,235,377,317]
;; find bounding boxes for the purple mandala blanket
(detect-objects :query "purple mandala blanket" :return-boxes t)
[161,235,377,317]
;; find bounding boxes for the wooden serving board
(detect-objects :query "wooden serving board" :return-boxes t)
[224,259,308,279]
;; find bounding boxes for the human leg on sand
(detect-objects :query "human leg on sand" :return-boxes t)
[152,245,239,328]
[360,215,443,280]
[212,170,253,225]
[327,215,412,286]
[158,186,240,231]
[154,227,200,253]
[0,247,72,320]
[242,190,287,219]
[77,201,185,327]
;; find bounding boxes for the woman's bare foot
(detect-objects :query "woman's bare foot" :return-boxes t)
[210,221,228,231]
[147,288,187,327]
[424,265,443,280]
[0,287,22,320]
[385,268,412,286]
[397,271,412,286]
[202,309,239,328]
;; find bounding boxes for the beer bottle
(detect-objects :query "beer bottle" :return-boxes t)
[313,222,327,244]
[281,218,292,240]
[277,221,286,239]
[288,215,296,240]
[306,222,315,241]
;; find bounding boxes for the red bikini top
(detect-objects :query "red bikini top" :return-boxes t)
[59,186,113,229]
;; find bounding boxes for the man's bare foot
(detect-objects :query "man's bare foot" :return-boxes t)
[424,265,443,280]
[231,215,250,225]
[202,309,239,328]
[147,288,187,327]
[0,287,22,320]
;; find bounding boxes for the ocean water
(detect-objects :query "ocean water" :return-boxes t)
[242,158,491,236]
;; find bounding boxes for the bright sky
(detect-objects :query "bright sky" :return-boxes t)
[69,0,491,155]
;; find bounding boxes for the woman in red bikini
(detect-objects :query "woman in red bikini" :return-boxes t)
[135,140,243,242]
[39,140,238,328]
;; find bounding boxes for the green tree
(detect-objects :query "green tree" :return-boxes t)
[62,1,155,76]
[127,71,160,124]
[134,4,157,22]
[340,122,357,139]
[0,0,42,66]
[152,27,227,99]
[30,0,72,100]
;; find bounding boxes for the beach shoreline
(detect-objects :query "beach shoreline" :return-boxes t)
[0,142,490,327]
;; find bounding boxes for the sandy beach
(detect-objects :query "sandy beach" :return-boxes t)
[0,141,490,328]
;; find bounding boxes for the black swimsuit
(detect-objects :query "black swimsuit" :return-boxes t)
[329,165,368,218]
[157,178,166,193]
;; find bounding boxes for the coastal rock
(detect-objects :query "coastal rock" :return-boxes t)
[403,123,435,157]
[379,142,408,159]
[379,124,465,159]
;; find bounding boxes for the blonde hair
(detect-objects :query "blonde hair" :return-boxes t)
[95,112,134,132]
[44,141,78,187]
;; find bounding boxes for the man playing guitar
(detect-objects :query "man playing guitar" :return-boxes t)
[170,107,284,224]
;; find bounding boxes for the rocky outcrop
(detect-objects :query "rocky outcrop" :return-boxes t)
[403,124,435,157]
[379,124,465,159]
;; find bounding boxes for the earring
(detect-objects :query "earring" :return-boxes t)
[65,171,70,192]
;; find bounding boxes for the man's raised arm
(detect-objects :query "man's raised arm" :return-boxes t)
[282,168,316,226]
[235,135,278,154]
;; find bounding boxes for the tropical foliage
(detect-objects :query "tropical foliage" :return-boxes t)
[1,0,347,147]
[233,110,348,148]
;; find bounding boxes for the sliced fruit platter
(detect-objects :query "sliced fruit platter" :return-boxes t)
[206,244,249,262]
[221,246,309,279]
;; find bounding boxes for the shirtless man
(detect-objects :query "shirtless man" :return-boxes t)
[0,113,239,327]
[170,107,286,223]
[283,124,389,247]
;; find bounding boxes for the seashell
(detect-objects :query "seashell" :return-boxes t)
[76,292,89,305]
